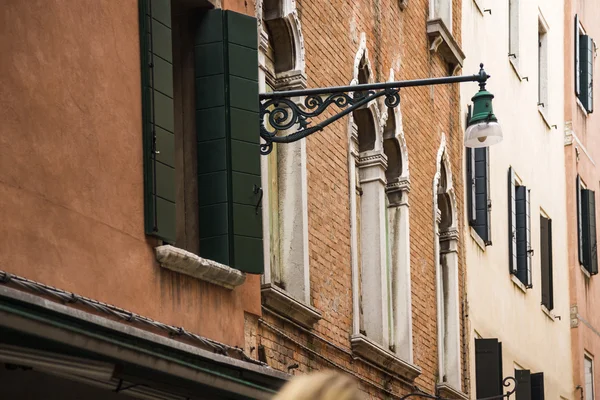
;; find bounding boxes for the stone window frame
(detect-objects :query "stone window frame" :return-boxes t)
[257,0,321,328]
[348,34,420,381]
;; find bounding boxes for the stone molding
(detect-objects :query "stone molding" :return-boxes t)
[155,245,246,289]
[350,334,421,381]
[436,383,469,400]
[261,283,322,328]
[426,18,465,72]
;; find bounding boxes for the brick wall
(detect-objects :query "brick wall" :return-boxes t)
[252,0,468,397]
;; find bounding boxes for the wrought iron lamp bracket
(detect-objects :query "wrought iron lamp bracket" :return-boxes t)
[399,376,517,400]
[259,64,490,155]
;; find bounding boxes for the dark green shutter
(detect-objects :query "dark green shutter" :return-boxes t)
[516,186,530,286]
[195,10,263,274]
[467,148,476,223]
[582,189,598,275]
[575,15,580,97]
[509,168,517,274]
[577,175,584,265]
[515,369,532,400]
[579,34,594,113]
[475,339,503,398]
[541,216,553,310]
[139,0,176,243]
[531,372,545,400]
[470,148,490,243]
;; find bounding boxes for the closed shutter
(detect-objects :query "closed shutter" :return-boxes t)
[467,148,476,223]
[516,369,532,400]
[531,372,545,400]
[195,10,263,274]
[582,189,598,275]
[578,175,584,265]
[580,34,594,113]
[509,168,518,274]
[540,216,553,310]
[474,148,490,243]
[526,188,532,287]
[139,0,176,243]
[541,216,554,310]
[576,15,581,96]
[516,185,529,285]
[475,339,503,398]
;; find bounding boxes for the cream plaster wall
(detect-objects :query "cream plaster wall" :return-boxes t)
[461,0,572,397]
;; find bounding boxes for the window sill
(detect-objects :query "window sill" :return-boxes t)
[511,274,528,293]
[437,383,469,400]
[508,57,524,81]
[155,245,246,289]
[541,304,555,322]
[470,227,487,251]
[350,334,421,381]
[580,264,592,279]
[261,283,322,328]
[472,0,485,15]
[538,106,552,130]
[426,19,465,72]
[576,98,590,117]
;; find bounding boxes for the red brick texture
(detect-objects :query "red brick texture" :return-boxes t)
[252,0,468,398]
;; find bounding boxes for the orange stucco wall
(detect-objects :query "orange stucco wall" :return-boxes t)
[0,0,260,348]
[565,0,600,396]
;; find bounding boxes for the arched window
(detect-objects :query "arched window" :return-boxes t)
[258,0,320,328]
[434,136,461,390]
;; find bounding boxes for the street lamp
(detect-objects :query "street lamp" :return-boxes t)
[259,63,501,155]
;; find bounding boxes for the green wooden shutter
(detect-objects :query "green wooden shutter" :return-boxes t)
[575,15,581,97]
[577,175,584,265]
[515,369,532,400]
[472,148,490,243]
[509,168,517,274]
[475,339,503,398]
[516,185,528,285]
[195,10,263,274]
[540,216,553,310]
[579,35,594,113]
[582,189,598,275]
[139,0,176,243]
[467,148,476,223]
[531,372,545,400]
[525,188,532,287]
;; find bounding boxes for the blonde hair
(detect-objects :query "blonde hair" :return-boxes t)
[273,371,363,400]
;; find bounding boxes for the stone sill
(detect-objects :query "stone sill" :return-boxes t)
[350,334,421,381]
[436,383,469,400]
[538,106,552,130]
[511,274,528,294]
[261,283,322,328]
[155,245,246,289]
[426,18,465,72]
[541,304,556,322]
[509,57,525,82]
[470,227,487,252]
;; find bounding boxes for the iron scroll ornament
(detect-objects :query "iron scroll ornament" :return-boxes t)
[400,377,517,400]
[259,64,491,155]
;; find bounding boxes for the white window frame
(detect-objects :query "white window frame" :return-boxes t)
[585,353,595,400]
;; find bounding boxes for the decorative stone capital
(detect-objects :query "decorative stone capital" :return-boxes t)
[440,228,459,242]
[155,246,246,289]
[386,179,410,206]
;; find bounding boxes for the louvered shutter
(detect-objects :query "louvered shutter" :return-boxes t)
[582,189,598,275]
[541,216,553,310]
[575,15,581,97]
[509,168,517,274]
[580,35,594,113]
[139,0,176,243]
[516,369,532,400]
[486,148,492,243]
[474,148,490,242]
[467,148,476,223]
[526,188,532,287]
[516,186,528,285]
[531,372,545,400]
[475,339,503,398]
[578,175,584,265]
[195,10,263,274]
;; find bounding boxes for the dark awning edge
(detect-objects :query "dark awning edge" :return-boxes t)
[0,284,289,400]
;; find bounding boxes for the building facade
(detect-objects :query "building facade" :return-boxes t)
[0,0,288,398]
[255,0,471,398]
[461,0,573,398]
[564,1,600,399]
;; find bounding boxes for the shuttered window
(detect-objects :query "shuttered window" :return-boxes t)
[515,369,532,400]
[540,215,553,310]
[475,338,503,398]
[531,372,545,400]
[195,10,263,274]
[509,168,532,287]
[578,175,584,265]
[139,0,176,243]
[585,356,594,400]
[467,147,491,244]
[582,188,598,275]
[575,15,594,113]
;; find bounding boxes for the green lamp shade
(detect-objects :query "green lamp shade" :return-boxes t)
[465,89,503,148]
